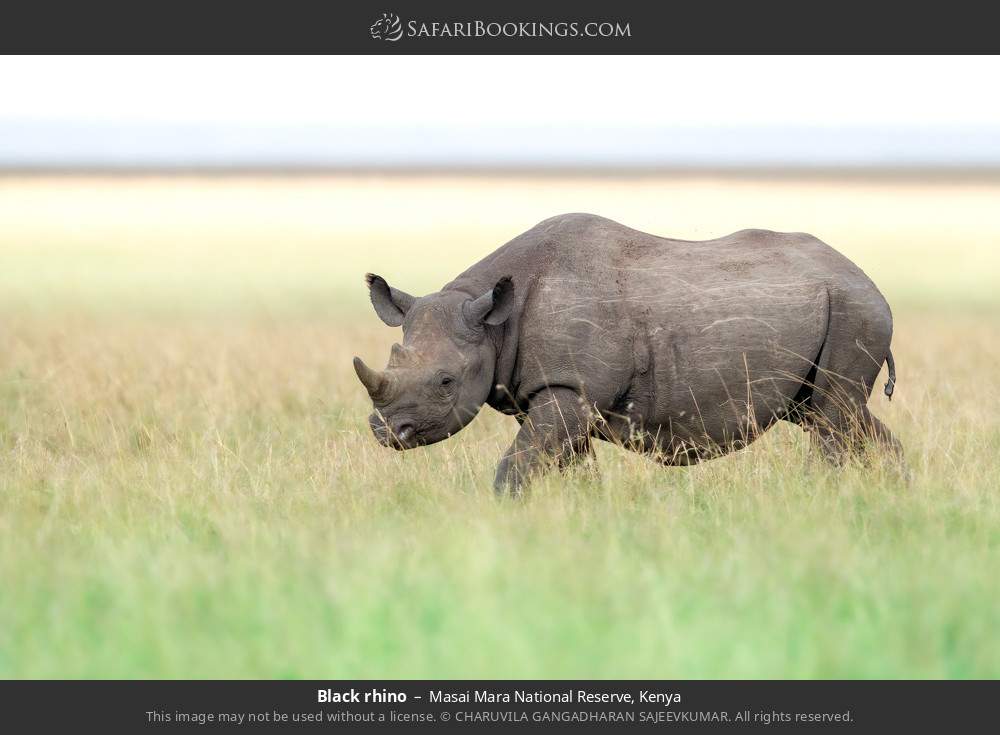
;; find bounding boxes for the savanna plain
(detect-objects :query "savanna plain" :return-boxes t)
[1,174,998,678]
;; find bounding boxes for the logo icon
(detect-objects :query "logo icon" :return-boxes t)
[370,12,403,41]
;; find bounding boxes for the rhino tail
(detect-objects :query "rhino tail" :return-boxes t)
[883,349,896,400]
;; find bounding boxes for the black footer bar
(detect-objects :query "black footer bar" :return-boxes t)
[1,680,995,731]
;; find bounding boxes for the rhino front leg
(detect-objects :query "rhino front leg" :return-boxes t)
[494,387,593,496]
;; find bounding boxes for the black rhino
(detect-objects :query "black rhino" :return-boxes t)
[353,213,901,493]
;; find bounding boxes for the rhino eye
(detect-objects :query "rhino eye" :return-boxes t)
[440,375,454,387]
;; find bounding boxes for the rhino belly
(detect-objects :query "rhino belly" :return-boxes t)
[637,285,829,450]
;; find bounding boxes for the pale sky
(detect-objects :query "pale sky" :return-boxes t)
[1,56,998,166]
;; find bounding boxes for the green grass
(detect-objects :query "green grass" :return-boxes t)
[1,175,999,678]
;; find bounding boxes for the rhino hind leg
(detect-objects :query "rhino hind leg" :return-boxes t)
[796,295,904,467]
[493,387,594,496]
[807,404,903,466]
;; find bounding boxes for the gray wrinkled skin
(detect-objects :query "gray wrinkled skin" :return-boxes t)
[354,213,902,494]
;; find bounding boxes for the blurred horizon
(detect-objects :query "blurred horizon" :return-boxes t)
[2,56,999,173]
[3,121,1000,172]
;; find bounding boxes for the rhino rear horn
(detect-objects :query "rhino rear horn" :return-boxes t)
[353,356,387,399]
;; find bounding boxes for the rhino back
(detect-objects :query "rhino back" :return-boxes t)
[448,214,879,439]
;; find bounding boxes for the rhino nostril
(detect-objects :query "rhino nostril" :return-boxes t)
[395,423,415,445]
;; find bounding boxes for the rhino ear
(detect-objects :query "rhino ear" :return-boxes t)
[365,273,415,327]
[464,276,515,328]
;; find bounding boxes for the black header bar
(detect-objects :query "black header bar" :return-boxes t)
[1,0,999,53]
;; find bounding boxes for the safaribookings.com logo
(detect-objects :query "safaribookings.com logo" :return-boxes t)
[370,12,403,41]
[369,13,631,42]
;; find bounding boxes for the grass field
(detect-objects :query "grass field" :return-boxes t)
[1,174,998,678]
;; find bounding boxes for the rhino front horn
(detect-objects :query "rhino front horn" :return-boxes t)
[353,357,387,399]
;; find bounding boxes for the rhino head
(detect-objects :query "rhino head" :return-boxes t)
[353,273,515,450]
